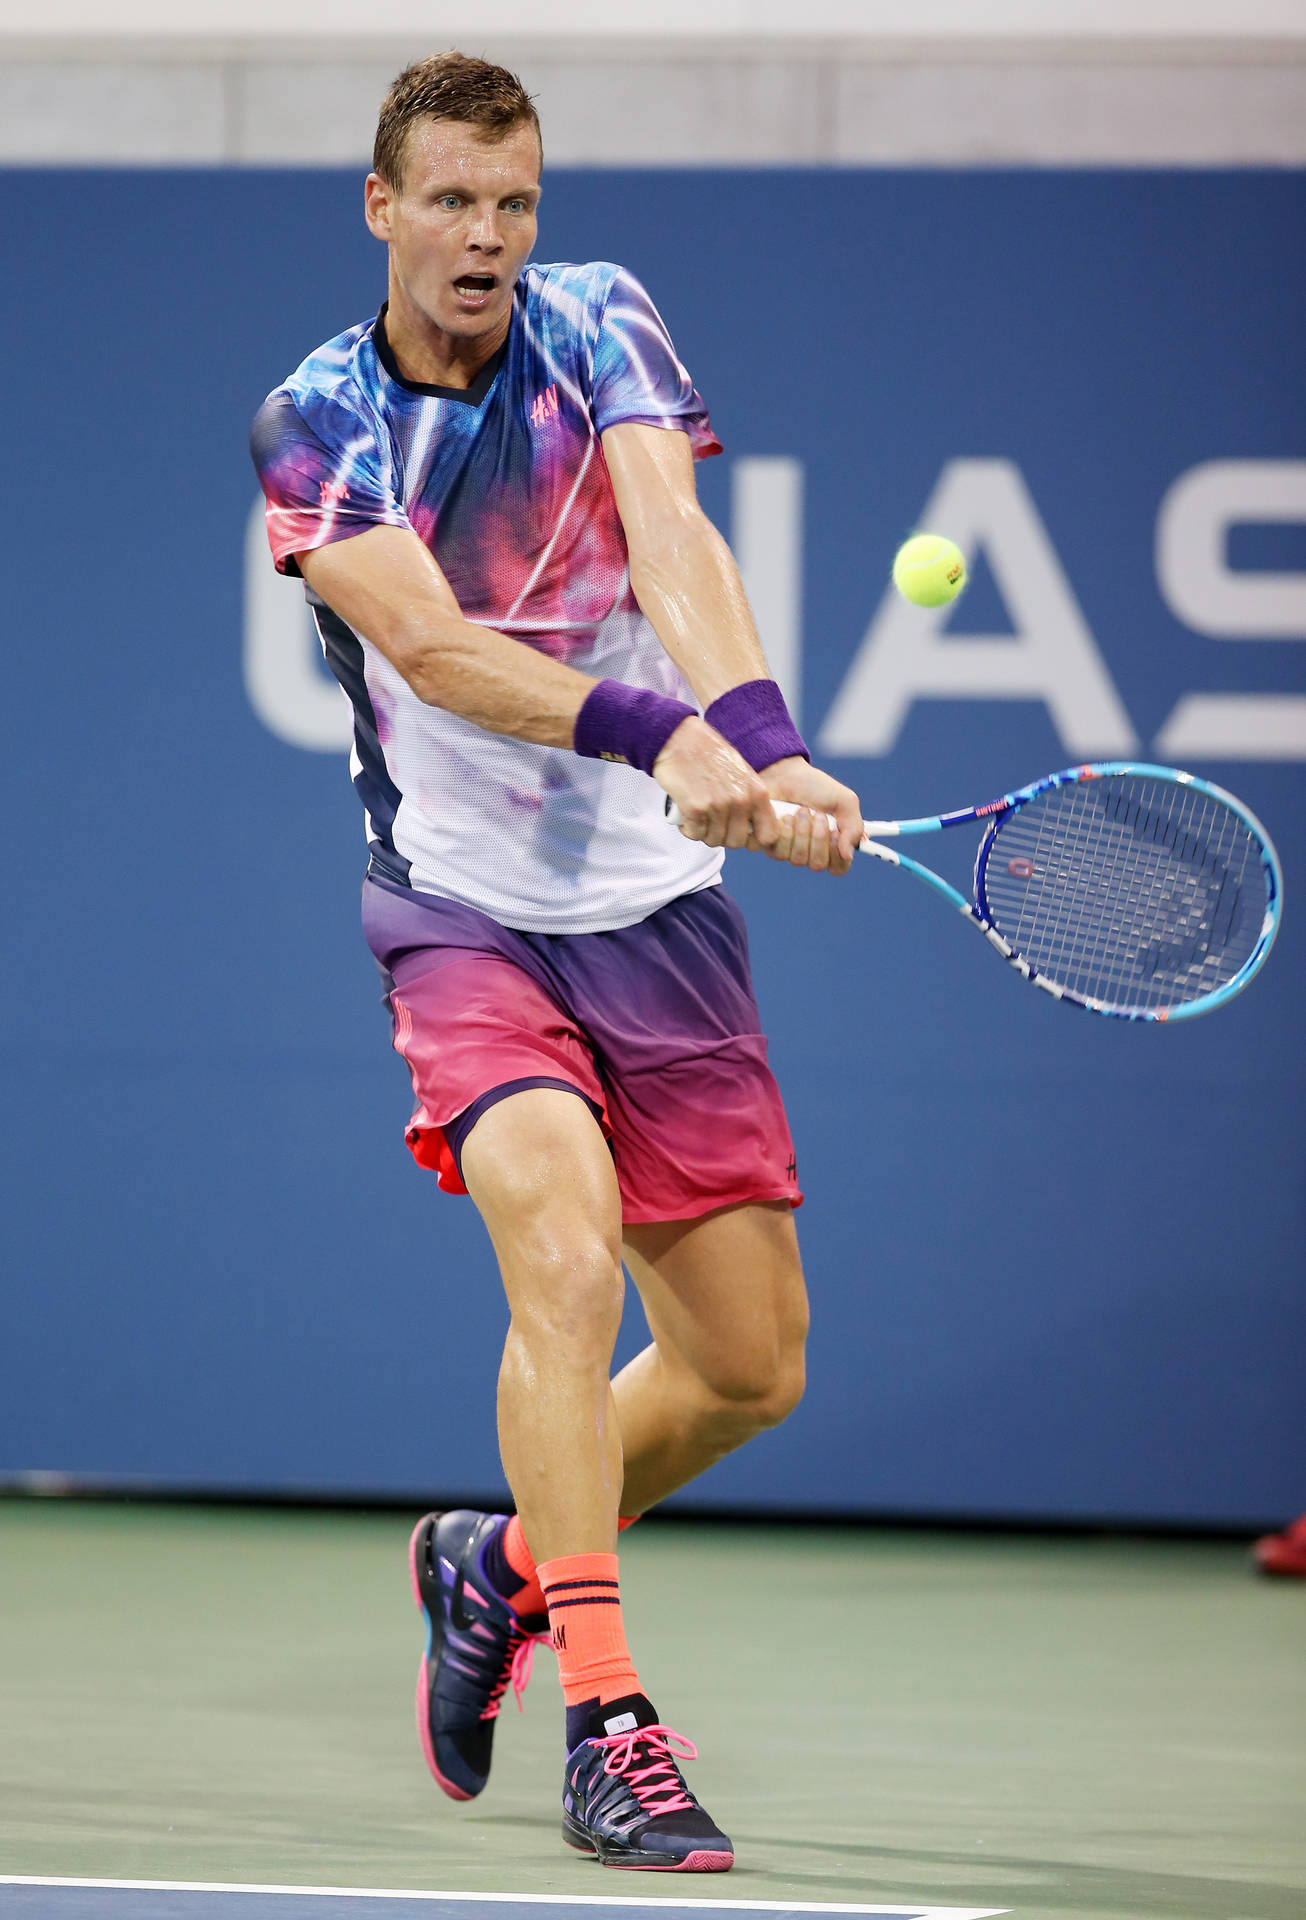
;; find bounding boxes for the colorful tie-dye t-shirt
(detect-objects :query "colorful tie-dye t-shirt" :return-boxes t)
[250,261,726,934]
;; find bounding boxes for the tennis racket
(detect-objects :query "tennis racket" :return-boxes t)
[668,761,1281,1021]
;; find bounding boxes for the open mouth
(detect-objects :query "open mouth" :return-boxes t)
[453,274,497,301]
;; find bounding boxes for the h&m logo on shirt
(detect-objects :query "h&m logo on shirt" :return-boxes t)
[529,385,560,428]
[319,479,350,506]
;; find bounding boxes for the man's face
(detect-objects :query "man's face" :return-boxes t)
[365,118,541,342]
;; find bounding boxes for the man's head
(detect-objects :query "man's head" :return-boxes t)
[365,53,542,348]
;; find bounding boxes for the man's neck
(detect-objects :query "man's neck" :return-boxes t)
[382,289,510,391]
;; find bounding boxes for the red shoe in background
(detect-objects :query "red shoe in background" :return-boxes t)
[1252,1513,1306,1577]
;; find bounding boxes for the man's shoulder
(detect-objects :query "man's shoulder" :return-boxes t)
[263,319,375,415]
[253,319,383,447]
[520,260,634,321]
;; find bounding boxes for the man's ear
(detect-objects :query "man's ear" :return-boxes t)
[364,172,393,243]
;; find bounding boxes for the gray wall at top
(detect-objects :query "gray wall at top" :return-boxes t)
[2,40,1305,166]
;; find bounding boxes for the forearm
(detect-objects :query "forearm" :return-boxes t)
[415,623,699,778]
[300,529,595,748]
[627,513,770,707]
[398,616,597,747]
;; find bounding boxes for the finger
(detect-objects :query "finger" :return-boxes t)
[702,799,735,848]
[787,807,813,868]
[749,792,781,852]
[724,801,753,850]
[678,803,710,842]
[833,793,865,862]
[755,813,795,861]
[805,809,832,874]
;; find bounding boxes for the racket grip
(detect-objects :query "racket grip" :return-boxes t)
[664,794,861,840]
[664,795,807,828]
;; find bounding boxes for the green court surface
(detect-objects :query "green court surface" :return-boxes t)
[1,1501,1303,1920]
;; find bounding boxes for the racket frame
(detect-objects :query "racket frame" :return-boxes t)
[855,761,1282,1021]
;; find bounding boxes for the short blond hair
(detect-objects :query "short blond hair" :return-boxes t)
[373,52,541,191]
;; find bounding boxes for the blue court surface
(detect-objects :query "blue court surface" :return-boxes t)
[0,1885,1007,1920]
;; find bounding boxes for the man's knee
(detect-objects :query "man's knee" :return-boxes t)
[507,1227,625,1353]
[732,1348,806,1432]
[463,1087,624,1354]
[488,1159,624,1352]
[723,1265,809,1431]
[758,1348,806,1428]
[685,1336,807,1442]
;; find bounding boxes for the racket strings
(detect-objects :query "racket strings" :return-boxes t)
[979,776,1266,1010]
[1063,782,1252,1008]
[1068,782,1231,1007]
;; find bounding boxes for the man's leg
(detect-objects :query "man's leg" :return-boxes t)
[464,1084,653,1735]
[461,1184,809,1589]
[459,1084,735,1871]
[614,1199,809,1515]
[460,1086,626,1560]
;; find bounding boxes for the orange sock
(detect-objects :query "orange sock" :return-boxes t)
[501,1516,546,1615]
[537,1551,640,1706]
[502,1514,639,1620]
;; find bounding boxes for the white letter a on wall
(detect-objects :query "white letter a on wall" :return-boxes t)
[818,460,1138,758]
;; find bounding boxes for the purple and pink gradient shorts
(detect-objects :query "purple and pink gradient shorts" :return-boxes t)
[362,877,802,1225]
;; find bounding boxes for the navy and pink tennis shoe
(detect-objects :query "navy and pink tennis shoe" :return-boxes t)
[409,1515,731,1869]
[562,1691,734,1871]
[408,1509,548,1801]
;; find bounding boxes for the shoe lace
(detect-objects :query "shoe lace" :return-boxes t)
[592,1723,699,1817]
[479,1624,547,1722]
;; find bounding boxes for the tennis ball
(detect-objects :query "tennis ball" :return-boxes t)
[892,532,967,608]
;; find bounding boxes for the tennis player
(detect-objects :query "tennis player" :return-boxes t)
[251,52,861,1873]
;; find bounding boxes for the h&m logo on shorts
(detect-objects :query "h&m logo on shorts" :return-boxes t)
[530,385,560,428]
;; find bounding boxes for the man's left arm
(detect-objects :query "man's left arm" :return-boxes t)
[602,420,863,874]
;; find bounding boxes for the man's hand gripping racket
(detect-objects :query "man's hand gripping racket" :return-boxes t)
[669,761,1282,1022]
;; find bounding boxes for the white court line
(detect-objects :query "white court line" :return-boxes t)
[0,1880,1009,1919]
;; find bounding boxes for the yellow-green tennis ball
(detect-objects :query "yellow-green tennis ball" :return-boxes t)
[892,533,967,607]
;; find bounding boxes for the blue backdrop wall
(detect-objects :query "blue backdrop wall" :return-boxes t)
[2,169,1303,1525]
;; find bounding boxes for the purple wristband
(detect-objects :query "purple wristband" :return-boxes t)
[704,679,809,771]
[573,679,697,776]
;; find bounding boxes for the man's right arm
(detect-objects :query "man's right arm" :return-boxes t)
[298,524,776,849]
[302,523,590,746]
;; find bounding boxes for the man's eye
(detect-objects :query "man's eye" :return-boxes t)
[438,195,461,210]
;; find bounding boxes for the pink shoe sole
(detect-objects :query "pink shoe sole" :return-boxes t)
[409,1516,475,1803]
[605,1850,734,1872]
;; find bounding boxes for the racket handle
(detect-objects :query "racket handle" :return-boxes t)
[664,794,874,851]
[664,796,810,829]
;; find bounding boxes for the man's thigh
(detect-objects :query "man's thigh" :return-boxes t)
[462,1087,626,1333]
[622,1201,809,1402]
